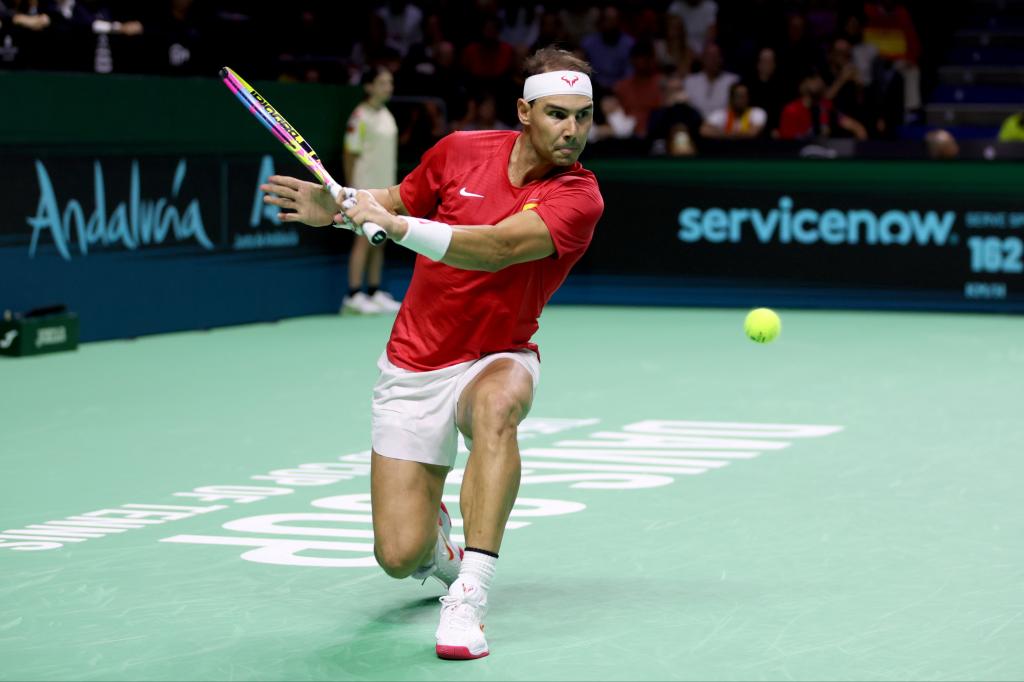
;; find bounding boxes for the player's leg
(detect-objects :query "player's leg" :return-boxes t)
[456,358,534,552]
[434,356,535,660]
[369,451,449,578]
[343,237,378,313]
[370,355,466,587]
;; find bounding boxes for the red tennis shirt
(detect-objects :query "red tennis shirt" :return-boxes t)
[389,130,604,371]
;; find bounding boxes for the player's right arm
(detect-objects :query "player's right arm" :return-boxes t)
[367,185,408,216]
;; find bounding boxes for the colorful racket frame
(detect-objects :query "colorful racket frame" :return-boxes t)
[219,66,386,244]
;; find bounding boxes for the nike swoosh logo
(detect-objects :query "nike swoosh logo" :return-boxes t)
[459,187,484,198]
[0,330,16,349]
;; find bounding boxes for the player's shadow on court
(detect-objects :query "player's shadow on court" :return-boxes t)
[372,595,439,625]
[315,596,444,671]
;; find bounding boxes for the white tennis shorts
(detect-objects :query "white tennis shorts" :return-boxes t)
[371,350,541,469]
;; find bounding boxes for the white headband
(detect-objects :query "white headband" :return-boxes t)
[523,70,593,102]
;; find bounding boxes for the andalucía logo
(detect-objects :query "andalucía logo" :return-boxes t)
[26,159,213,260]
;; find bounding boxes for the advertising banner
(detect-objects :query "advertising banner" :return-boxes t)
[2,155,1020,343]
[582,159,1024,312]
[0,153,361,340]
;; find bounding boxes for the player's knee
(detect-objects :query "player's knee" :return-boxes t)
[374,539,426,579]
[472,390,525,435]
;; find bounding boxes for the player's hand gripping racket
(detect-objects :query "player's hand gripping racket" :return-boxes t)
[219,66,387,245]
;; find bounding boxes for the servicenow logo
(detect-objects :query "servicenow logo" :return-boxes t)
[678,196,957,246]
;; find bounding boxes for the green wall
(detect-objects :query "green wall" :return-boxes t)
[0,71,362,158]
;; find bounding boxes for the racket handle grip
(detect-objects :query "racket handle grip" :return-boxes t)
[362,221,388,245]
[328,182,388,245]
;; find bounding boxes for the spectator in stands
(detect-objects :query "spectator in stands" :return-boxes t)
[0,0,48,30]
[715,0,783,71]
[925,129,959,159]
[558,0,599,47]
[402,13,451,84]
[146,0,204,76]
[997,112,1024,142]
[666,0,717,56]
[401,14,460,98]
[44,0,143,73]
[777,73,867,140]
[746,46,786,135]
[499,1,542,58]
[655,13,695,77]
[0,0,51,68]
[823,37,868,128]
[347,12,388,80]
[454,92,511,132]
[376,0,422,58]
[775,12,819,100]
[842,12,903,138]
[531,9,570,54]
[683,43,739,118]
[580,6,635,90]
[613,40,664,137]
[863,0,921,118]
[399,18,459,146]
[701,82,766,138]
[840,12,880,88]
[804,0,839,45]
[461,14,517,96]
[648,74,702,156]
[589,94,637,141]
[629,6,661,44]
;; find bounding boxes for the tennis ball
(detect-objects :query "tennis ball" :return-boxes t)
[744,308,781,343]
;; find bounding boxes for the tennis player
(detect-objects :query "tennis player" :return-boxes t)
[261,47,602,660]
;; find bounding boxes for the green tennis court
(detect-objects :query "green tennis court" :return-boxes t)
[2,306,1021,681]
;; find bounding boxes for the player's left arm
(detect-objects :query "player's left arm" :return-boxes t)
[440,211,555,271]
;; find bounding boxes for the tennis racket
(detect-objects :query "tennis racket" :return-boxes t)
[219,66,387,245]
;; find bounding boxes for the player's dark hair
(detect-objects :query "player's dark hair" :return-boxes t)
[523,46,593,78]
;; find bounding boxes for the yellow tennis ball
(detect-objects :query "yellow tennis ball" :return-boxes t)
[744,308,781,343]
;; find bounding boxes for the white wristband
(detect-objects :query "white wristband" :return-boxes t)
[398,217,452,261]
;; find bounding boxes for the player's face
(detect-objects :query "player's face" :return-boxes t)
[525,95,593,166]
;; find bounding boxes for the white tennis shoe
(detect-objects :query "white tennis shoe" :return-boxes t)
[435,577,489,660]
[411,502,463,589]
[341,291,381,315]
[370,290,402,313]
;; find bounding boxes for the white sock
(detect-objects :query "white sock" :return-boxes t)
[458,549,496,593]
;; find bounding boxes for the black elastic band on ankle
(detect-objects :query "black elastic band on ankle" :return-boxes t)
[464,546,499,559]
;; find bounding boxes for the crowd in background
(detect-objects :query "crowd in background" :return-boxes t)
[1,0,965,157]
